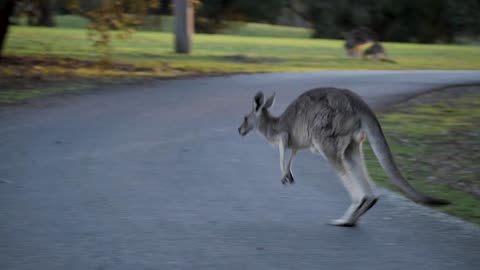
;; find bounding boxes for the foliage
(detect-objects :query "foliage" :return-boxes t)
[13,0,56,27]
[165,0,480,42]
[291,0,480,43]
[68,0,159,65]
[195,0,284,33]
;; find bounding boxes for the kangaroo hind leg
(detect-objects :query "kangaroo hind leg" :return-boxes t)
[315,138,365,227]
[328,170,366,227]
[283,149,298,184]
[343,138,378,224]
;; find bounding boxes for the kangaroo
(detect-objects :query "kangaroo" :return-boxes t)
[238,88,449,227]
[344,26,376,58]
[363,42,396,63]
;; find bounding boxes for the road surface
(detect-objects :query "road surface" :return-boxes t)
[1,71,480,270]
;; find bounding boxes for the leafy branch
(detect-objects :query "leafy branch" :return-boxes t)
[68,0,159,66]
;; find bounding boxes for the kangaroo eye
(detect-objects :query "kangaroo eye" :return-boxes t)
[244,116,248,121]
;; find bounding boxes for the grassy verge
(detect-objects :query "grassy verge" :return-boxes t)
[364,86,480,224]
[6,26,480,72]
[0,83,92,104]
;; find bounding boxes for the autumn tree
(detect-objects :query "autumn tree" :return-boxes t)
[69,0,159,64]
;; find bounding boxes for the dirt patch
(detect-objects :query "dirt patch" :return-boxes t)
[0,55,266,104]
[0,55,207,104]
[0,55,190,90]
[222,54,283,64]
[0,55,187,75]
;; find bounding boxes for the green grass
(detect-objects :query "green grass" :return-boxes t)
[364,92,480,225]
[218,22,310,38]
[5,26,480,74]
[0,83,93,103]
[14,15,311,39]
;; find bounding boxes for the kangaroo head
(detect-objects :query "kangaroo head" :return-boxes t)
[238,91,275,136]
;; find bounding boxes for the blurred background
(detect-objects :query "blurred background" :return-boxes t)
[1,0,480,101]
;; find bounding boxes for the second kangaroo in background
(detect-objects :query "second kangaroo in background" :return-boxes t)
[363,42,396,63]
[344,26,376,57]
[238,88,449,227]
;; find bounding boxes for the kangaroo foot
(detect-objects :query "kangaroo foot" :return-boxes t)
[328,219,356,227]
[281,171,295,185]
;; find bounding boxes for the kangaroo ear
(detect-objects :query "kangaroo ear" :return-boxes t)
[253,91,264,111]
[264,92,275,109]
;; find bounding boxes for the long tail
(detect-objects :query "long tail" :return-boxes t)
[362,114,450,206]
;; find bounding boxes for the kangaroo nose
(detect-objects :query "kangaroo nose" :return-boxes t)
[238,127,242,134]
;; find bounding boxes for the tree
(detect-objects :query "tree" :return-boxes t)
[288,0,480,43]
[0,0,16,60]
[37,0,55,26]
[194,0,284,33]
[174,0,194,53]
[151,0,171,14]
[14,0,56,27]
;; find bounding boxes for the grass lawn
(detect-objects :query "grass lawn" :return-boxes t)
[1,23,479,103]
[4,26,480,73]
[364,86,480,225]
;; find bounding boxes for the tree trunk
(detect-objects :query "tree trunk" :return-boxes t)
[37,0,55,27]
[0,0,16,60]
[174,0,194,54]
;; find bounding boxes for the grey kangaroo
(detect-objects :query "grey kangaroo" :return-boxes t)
[238,88,449,226]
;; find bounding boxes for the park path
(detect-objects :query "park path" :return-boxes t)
[1,71,480,270]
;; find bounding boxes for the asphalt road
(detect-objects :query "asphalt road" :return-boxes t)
[1,71,480,270]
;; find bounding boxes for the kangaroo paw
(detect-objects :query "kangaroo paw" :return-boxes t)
[281,171,295,185]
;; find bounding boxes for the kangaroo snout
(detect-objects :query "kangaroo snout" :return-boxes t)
[238,126,246,136]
